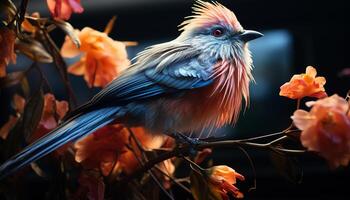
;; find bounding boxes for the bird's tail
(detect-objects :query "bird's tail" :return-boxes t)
[0,107,120,179]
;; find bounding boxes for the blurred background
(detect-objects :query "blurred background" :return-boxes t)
[1,0,349,199]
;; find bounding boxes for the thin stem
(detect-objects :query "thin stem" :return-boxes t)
[33,63,53,93]
[127,128,145,152]
[267,136,288,145]
[346,90,350,115]
[175,177,190,184]
[237,147,256,192]
[235,131,285,142]
[273,147,307,154]
[183,157,205,172]
[297,98,301,110]
[154,166,192,194]
[123,137,306,182]
[126,137,174,200]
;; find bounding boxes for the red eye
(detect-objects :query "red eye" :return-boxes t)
[212,28,224,37]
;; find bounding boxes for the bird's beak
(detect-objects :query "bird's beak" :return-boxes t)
[238,30,263,42]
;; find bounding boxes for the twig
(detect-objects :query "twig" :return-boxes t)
[346,90,350,115]
[154,166,192,194]
[127,128,145,152]
[267,136,288,145]
[296,98,301,110]
[126,137,174,200]
[237,147,256,192]
[123,135,306,182]
[183,157,204,172]
[235,131,285,142]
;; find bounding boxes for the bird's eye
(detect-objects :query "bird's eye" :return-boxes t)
[212,28,224,37]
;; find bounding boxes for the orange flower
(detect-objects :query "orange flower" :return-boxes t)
[74,125,129,176]
[61,27,131,88]
[280,66,327,99]
[30,94,69,142]
[191,165,245,200]
[0,27,16,77]
[74,125,174,179]
[291,94,350,168]
[208,166,245,199]
[47,0,84,20]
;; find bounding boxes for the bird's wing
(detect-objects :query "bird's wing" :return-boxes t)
[75,43,214,112]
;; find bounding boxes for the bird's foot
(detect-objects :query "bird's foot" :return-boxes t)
[171,132,206,156]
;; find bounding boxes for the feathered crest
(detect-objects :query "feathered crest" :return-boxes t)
[179,0,242,32]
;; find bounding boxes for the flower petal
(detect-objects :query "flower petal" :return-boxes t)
[291,109,315,130]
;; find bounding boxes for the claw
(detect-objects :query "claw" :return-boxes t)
[171,132,207,156]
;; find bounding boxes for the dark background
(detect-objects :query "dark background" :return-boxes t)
[1,0,349,199]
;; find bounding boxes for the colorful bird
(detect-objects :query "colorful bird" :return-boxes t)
[0,0,262,178]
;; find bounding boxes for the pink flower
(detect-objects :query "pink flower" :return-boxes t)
[30,94,69,142]
[292,94,350,168]
[47,0,84,20]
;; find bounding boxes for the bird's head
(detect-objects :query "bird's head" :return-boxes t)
[178,1,263,126]
[178,0,262,61]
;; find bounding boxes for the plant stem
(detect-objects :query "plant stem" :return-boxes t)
[123,133,305,182]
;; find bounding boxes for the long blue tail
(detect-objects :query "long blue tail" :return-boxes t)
[0,107,120,179]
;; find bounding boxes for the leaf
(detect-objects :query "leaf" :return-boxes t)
[40,29,77,107]
[20,76,30,98]
[270,150,303,184]
[22,88,44,141]
[52,19,80,48]
[15,39,53,63]
[3,87,44,159]
[0,0,17,24]
[30,162,47,178]
[0,71,26,88]
[24,15,48,27]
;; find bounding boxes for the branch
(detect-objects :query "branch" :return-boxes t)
[123,132,305,182]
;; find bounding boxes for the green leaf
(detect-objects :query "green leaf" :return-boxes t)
[0,71,26,88]
[270,150,303,184]
[15,39,53,63]
[52,19,80,48]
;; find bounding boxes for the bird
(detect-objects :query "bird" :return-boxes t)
[0,0,262,179]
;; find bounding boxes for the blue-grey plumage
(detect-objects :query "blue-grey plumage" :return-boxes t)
[0,0,263,179]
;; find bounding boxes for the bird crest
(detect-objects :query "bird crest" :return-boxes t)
[179,0,243,32]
